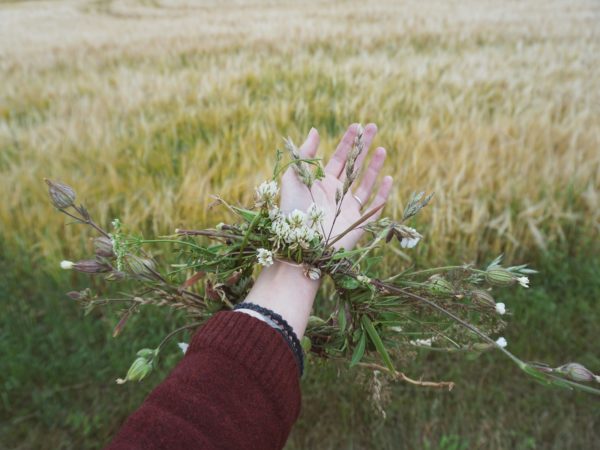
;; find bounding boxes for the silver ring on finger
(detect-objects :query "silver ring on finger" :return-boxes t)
[353,194,364,209]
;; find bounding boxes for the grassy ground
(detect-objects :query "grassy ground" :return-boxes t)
[1,0,599,448]
[1,243,598,449]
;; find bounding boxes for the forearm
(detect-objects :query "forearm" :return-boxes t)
[244,260,320,339]
[106,312,301,450]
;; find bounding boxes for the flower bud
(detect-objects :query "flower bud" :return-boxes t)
[471,289,496,306]
[94,236,115,258]
[301,336,312,352]
[428,276,454,296]
[485,268,515,286]
[44,179,76,209]
[71,259,111,273]
[304,266,321,281]
[66,291,82,300]
[116,356,153,384]
[555,363,599,383]
[124,255,156,277]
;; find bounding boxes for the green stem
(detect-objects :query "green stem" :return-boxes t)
[404,266,469,277]
[236,213,261,263]
[156,322,203,353]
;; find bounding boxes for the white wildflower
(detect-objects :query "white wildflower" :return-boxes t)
[178,342,189,354]
[400,237,421,249]
[256,248,274,267]
[60,260,74,270]
[268,206,282,221]
[397,226,422,249]
[409,337,434,347]
[495,337,508,348]
[495,302,506,315]
[288,209,307,228]
[287,225,315,250]
[270,218,292,249]
[517,276,529,288]
[390,326,403,333]
[255,180,279,208]
[307,203,325,227]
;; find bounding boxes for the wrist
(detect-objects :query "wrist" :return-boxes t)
[244,260,320,339]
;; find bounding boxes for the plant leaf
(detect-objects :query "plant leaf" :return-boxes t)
[361,315,395,372]
[337,307,347,333]
[350,331,366,367]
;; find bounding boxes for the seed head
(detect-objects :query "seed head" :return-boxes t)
[304,266,321,281]
[428,276,454,296]
[471,289,496,306]
[64,259,111,273]
[94,236,115,258]
[124,255,156,277]
[555,363,599,383]
[44,179,76,209]
[485,268,516,286]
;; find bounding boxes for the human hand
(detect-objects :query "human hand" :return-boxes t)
[245,124,393,339]
[280,123,393,251]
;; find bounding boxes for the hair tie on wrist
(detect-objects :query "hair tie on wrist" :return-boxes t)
[233,302,304,376]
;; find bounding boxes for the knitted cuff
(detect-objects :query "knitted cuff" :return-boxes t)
[233,302,304,376]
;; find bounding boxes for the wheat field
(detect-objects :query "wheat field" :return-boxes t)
[1,0,599,266]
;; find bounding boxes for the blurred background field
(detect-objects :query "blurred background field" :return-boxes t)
[1,0,599,449]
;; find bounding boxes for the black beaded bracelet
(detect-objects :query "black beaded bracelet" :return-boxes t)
[233,302,304,376]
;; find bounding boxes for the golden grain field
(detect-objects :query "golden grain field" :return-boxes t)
[1,0,599,265]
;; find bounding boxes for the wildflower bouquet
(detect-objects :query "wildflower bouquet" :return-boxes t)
[45,125,600,398]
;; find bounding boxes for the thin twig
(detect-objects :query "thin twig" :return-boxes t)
[358,362,454,390]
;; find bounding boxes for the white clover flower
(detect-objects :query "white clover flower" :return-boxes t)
[256,248,274,267]
[268,206,282,221]
[307,203,325,227]
[288,209,307,228]
[495,302,506,315]
[517,276,529,288]
[287,225,315,249]
[495,337,508,348]
[255,180,279,208]
[178,342,189,354]
[60,260,74,270]
[269,219,291,250]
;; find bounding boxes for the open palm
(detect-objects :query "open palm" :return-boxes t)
[280,123,393,251]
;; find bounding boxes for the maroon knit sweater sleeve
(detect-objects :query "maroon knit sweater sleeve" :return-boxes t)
[106,311,302,450]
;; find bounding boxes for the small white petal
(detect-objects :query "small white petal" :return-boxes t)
[178,342,189,354]
[495,337,508,348]
[400,238,408,248]
[517,276,529,288]
[495,302,506,315]
[60,260,74,270]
